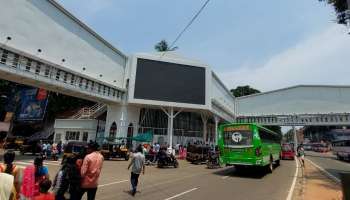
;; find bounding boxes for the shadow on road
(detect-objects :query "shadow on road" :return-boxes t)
[212,166,267,179]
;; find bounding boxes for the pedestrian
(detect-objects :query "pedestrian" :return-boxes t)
[0,150,21,200]
[297,144,305,168]
[34,179,55,200]
[21,156,50,199]
[42,143,47,159]
[154,143,160,153]
[57,141,62,156]
[46,142,52,160]
[127,144,145,196]
[0,172,14,200]
[78,142,104,200]
[53,156,81,200]
[52,143,58,161]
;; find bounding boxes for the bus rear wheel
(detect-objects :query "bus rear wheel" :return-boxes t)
[266,158,273,173]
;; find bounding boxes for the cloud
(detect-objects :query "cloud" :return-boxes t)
[218,24,350,92]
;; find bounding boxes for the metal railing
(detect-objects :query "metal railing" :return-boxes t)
[70,103,106,119]
[0,47,124,102]
[236,113,350,126]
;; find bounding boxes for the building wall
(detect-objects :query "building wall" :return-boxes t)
[54,119,98,143]
[0,0,127,89]
[105,104,140,138]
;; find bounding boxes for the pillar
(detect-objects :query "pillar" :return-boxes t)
[214,115,220,146]
[293,126,298,153]
[201,113,209,144]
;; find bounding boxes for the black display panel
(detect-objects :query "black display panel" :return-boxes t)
[134,58,206,105]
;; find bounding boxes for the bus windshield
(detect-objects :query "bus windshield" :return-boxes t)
[223,130,253,146]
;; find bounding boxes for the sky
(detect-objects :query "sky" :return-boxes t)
[57,0,350,92]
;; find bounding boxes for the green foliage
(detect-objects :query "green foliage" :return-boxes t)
[319,0,349,24]
[230,85,261,97]
[154,40,178,52]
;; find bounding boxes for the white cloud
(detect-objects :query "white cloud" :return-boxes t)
[218,24,350,92]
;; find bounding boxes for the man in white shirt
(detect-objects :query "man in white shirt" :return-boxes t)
[127,145,145,196]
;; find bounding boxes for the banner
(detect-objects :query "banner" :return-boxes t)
[17,88,48,121]
[36,88,48,101]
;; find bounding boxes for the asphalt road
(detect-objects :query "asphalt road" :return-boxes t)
[12,155,297,200]
[306,151,350,181]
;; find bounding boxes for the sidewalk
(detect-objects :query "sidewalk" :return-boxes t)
[293,159,342,200]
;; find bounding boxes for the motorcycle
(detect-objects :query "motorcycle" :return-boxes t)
[157,150,179,168]
[145,153,157,166]
[206,148,220,169]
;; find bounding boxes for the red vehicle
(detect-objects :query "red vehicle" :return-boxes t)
[281,143,295,160]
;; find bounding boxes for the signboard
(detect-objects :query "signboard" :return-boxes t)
[134,58,206,105]
[17,88,48,121]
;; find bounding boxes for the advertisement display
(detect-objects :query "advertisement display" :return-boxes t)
[17,88,48,121]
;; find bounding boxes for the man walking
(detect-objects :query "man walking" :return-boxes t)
[128,145,145,196]
[79,142,104,200]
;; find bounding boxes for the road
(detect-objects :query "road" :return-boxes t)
[306,151,350,181]
[13,155,297,200]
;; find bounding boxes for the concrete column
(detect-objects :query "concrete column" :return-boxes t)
[293,126,298,153]
[169,107,174,148]
[214,115,220,145]
[201,113,209,143]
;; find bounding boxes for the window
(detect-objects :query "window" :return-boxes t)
[259,128,280,143]
[82,132,89,142]
[65,131,80,141]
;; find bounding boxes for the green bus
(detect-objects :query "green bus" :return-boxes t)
[218,123,282,172]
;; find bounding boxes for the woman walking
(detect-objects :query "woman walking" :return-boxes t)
[21,156,50,199]
[53,155,81,200]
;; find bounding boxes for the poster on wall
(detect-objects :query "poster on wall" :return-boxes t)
[17,88,48,121]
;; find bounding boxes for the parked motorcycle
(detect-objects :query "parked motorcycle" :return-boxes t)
[206,146,220,169]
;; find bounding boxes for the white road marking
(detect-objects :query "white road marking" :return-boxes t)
[98,180,129,187]
[164,187,199,200]
[286,157,299,200]
[222,176,229,179]
[15,161,60,167]
[306,158,341,183]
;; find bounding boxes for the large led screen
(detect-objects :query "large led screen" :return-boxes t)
[134,58,206,105]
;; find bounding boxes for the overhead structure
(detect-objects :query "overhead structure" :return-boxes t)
[235,85,350,126]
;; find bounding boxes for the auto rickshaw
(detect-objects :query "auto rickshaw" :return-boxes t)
[101,141,129,161]
[186,144,210,164]
[62,141,88,163]
[20,140,41,155]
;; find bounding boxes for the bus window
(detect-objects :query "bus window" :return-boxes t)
[223,130,252,146]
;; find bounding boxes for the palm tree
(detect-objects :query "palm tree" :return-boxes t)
[154,40,178,52]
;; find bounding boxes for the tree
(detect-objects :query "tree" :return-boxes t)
[230,85,260,97]
[154,40,178,52]
[319,0,349,24]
